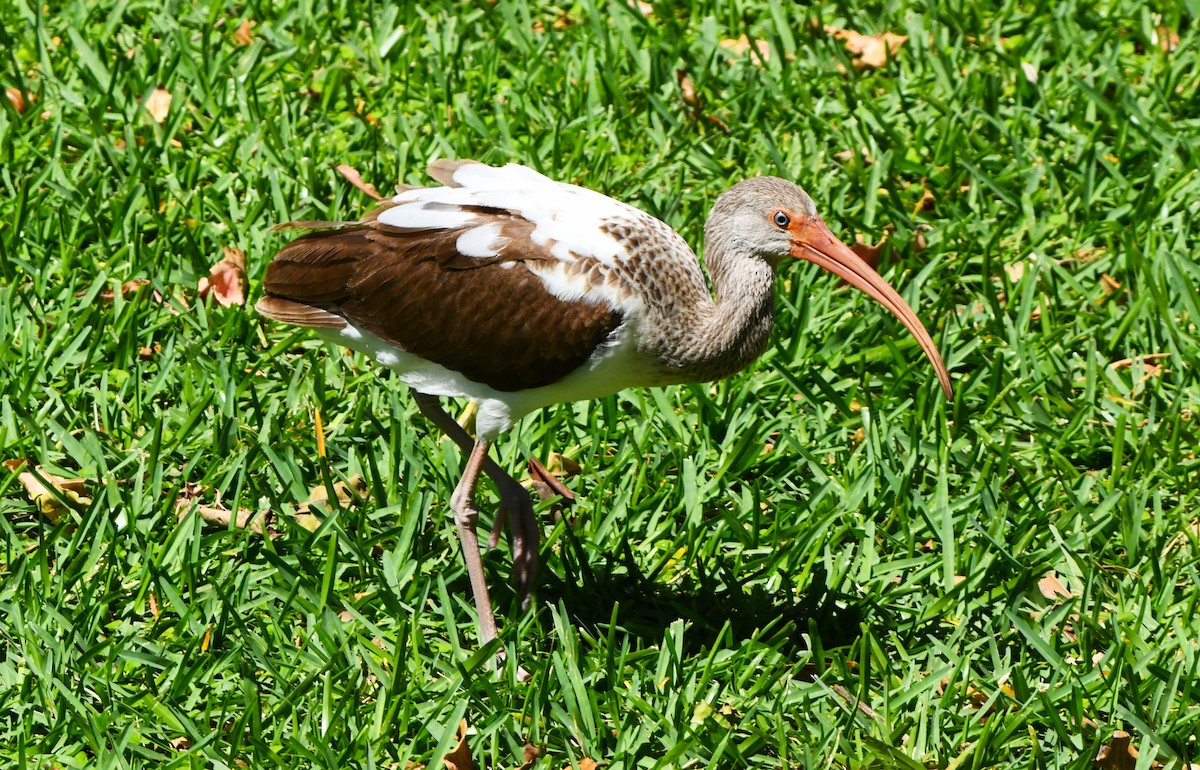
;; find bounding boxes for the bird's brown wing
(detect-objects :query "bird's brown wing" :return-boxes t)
[259,212,624,392]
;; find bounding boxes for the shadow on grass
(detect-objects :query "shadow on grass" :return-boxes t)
[490,529,866,655]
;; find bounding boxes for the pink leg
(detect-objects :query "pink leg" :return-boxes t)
[413,392,539,608]
[450,440,499,643]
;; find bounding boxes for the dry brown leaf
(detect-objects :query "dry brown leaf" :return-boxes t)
[145,87,172,123]
[1004,261,1028,282]
[677,70,699,110]
[3,459,91,523]
[634,1,654,17]
[353,97,379,126]
[1109,353,1169,372]
[546,452,582,478]
[443,719,475,770]
[197,246,247,307]
[514,743,542,770]
[77,278,150,303]
[850,232,888,271]
[178,497,265,534]
[912,226,929,253]
[235,18,255,46]
[577,760,599,770]
[824,26,907,69]
[914,186,936,214]
[1156,25,1180,53]
[1038,573,1072,599]
[1094,730,1138,770]
[295,476,368,532]
[6,87,27,113]
[719,34,771,63]
[139,344,161,360]
[1100,273,1122,296]
[336,164,384,201]
[833,146,873,165]
[168,735,191,750]
[300,476,368,511]
[532,12,574,34]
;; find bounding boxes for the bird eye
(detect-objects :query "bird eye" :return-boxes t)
[772,211,790,228]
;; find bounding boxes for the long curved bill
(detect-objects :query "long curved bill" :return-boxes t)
[791,216,954,400]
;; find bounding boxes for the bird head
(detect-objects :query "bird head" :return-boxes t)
[709,177,954,400]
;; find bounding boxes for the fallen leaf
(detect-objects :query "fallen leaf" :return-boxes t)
[78,278,150,303]
[578,760,599,770]
[1100,273,1122,297]
[353,97,379,126]
[913,186,936,214]
[1038,573,1072,599]
[850,232,888,271]
[177,495,266,534]
[514,743,542,770]
[300,476,368,511]
[532,12,574,33]
[197,246,246,307]
[295,476,368,532]
[139,344,161,360]
[145,87,172,123]
[833,146,873,165]
[234,18,255,46]
[1094,730,1137,770]
[336,164,384,201]
[6,87,27,113]
[546,452,582,478]
[719,34,771,63]
[634,1,654,17]
[677,69,699,110]
[3,459,91,523]
[1156,25,1180,53]
[169,736,191,750]
[443,719,475,770]
[824,26,908,69]
[1004,261,1028,282]
[673,68,729,132]
[912,226,930,253]
[1108,353,1169,371]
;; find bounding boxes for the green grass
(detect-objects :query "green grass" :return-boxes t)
[3,0,1200,767]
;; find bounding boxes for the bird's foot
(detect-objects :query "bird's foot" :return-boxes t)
[490,480,539,610]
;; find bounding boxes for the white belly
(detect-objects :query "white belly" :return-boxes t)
[316,319,660,440]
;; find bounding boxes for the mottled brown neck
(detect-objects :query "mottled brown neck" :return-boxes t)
[647,236,777,384]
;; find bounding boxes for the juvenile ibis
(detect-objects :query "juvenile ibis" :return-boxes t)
[256,160,953,643]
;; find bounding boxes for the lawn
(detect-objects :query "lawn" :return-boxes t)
[2,0,1199,767]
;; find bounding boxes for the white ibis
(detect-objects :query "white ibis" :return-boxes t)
[256,160,953,644]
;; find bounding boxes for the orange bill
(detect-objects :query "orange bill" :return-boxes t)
[791,216,954,400]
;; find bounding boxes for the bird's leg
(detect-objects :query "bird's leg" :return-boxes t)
[412,392,539,607]
[450,439,498,644]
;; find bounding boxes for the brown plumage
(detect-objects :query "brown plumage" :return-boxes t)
[260,219,623,392]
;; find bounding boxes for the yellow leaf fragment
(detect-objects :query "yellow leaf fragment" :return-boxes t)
[1037,573,1072,599]
[824,26,908,69]
[443,719,475,770]
[4,459,91,522]
[719,34,771,63]
[336,164,384,201]
[145,87,172,123]
[235,18,255,46]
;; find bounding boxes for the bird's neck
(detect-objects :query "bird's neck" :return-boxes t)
[651,242,777,383]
